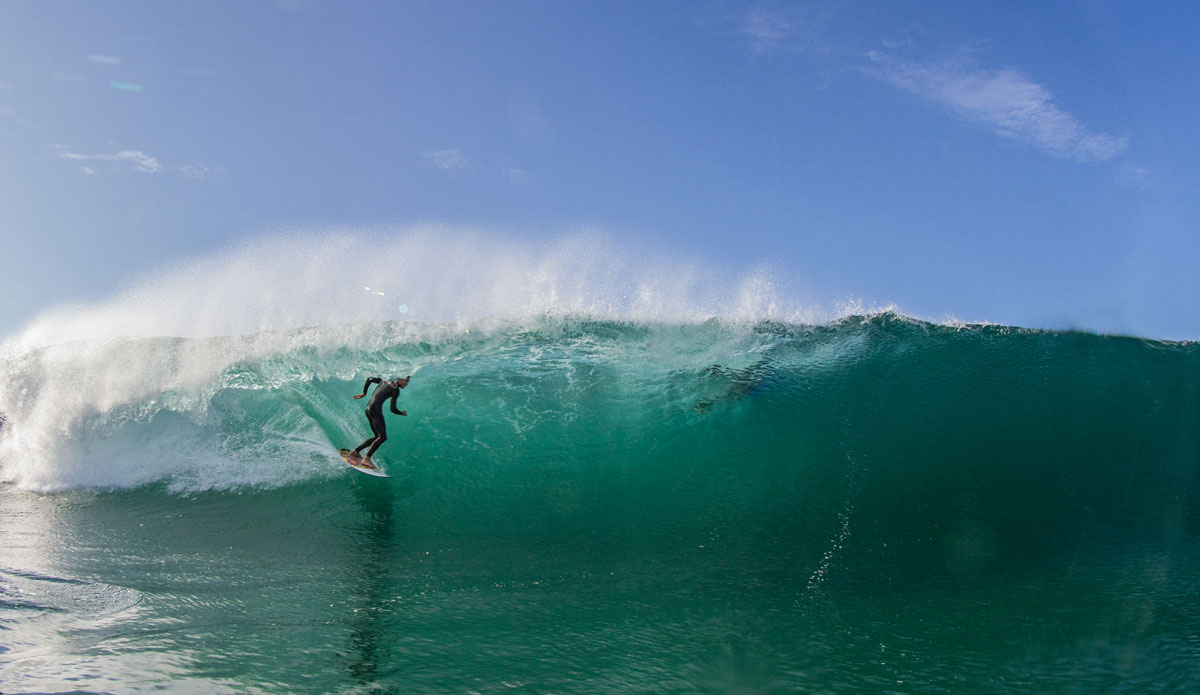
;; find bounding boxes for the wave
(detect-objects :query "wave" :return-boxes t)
[2,232,1197,578]
[2,310,1196,507]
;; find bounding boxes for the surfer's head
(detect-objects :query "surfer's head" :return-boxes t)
[390,376,410,388]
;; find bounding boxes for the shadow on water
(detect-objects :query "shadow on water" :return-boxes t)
[340,474,414,692]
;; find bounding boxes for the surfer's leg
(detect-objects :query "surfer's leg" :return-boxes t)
[364,411,388,457]
[364,434,387,457]
[355,408,384,454]
[360,410,388,458]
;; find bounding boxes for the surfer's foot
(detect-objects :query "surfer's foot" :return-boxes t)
[361,456,377,469]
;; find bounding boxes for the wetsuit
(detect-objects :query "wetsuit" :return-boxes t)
[354,377,403,458]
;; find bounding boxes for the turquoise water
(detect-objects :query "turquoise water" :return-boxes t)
[2,314,1198,693]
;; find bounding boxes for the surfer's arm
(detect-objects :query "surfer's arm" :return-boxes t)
[389,393,405,416]
[354,376,381,399]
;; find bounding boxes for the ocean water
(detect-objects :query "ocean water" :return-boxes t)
[2,235,1199,693]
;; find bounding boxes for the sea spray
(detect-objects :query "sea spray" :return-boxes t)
[3,228,827,350]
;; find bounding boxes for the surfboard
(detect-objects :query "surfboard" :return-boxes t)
[339,448,390,478]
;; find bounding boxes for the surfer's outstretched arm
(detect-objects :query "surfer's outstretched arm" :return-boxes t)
[390,392,406,416]
[354,376,381,399]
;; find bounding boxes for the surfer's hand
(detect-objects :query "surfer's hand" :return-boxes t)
[353,394,364,399]
[400,410,407,416]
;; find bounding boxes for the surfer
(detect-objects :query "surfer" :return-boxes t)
[351,376,409,468]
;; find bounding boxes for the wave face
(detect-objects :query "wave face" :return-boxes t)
[3,313,1197,553]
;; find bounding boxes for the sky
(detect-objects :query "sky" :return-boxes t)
[1,0,1197,340]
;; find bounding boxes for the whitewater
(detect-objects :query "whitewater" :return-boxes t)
[2,230,1198,693]
[0,229,831,492]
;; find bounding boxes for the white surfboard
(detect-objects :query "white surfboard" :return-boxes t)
[338,448,390,478]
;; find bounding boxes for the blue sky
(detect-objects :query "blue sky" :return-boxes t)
[1,1,1197,340]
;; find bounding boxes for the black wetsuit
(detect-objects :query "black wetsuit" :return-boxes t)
[355,377,403,458]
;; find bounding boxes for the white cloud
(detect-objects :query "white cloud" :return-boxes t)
[1115,163,1150,189]
[175,162,223,180]
[57,148,164,173]
[498,165,530,186]
[738,4,829,54]
[422,148,471,171]
[867,53,1127,162]
[53,146,220,179]
[87,54,121,65]
[119,150,163,173]
[422,148,531,186]
[741,7,800,51]
[730,8,1134,169]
